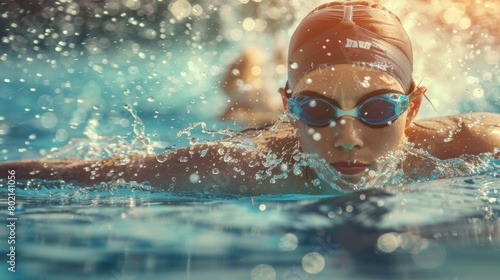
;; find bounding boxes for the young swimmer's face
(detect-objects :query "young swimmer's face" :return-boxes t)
[290,64,414,185]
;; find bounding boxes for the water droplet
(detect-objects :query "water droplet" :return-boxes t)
[279,233,299,251]
[223,154,233,163]
[124,89,130,95]
[302,252,325,274]
[147,96,155,102]
[231,69,240,76]
[377,233,400,253]
[293,167,303,176]
[290,62,299,69]
[472,88,484,98]
[318,64,327,73]
[212,168,220,175]
[239,185,248,193]
[345,205,354,212]
[189,173,200,183]
[156,154,168,163]
[251,264,276,280]
[280,164,288,172]
[361,76,371,88]
[194,149,207,158]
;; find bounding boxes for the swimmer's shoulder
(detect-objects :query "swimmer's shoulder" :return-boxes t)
[407,112,500,159]
[240,122,299,156]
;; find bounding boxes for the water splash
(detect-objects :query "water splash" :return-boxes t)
[401,138,500,181]
[124,103,153,155]
[176,122,254,146]
[45,103,154,160]
[273,135,500,194]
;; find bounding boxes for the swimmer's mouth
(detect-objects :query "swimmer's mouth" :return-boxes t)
[331,161,369,175]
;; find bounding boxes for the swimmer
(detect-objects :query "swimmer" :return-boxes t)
[219,45,284,128]
[1,1,499,195]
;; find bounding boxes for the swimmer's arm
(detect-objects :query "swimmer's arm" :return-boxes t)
[0,143,282,194]
[406,112,500,159]
[0,158,95,183]
[107,144,270,194]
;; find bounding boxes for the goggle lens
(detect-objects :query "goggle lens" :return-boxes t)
[288,93,409,127]
[359,98,396,124]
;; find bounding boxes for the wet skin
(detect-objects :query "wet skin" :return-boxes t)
[288,64,422,185]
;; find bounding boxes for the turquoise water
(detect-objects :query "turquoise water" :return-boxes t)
[2,173,500,280]
[1,0,500,279]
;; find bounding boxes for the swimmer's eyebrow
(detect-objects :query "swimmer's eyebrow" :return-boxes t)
[298,88,405,106]
[299,91,340,107]
[357,89,406,104]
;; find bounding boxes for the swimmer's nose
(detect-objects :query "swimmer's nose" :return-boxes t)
[332,117,364,151]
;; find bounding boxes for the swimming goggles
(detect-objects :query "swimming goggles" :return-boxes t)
[288,92,410,127]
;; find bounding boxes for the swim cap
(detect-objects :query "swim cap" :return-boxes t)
[286,1,413,96]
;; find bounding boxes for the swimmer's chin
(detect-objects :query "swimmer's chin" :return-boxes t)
[330,163,395,190]
[314,163,370,191]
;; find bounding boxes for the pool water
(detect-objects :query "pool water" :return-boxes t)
[2,172,500,280]
[1,0,499,279]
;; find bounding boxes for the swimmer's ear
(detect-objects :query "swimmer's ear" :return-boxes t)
[406,86,426,126]
[279,87,289,110]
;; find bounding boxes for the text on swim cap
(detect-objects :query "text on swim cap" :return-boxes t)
[345,38,372,50]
